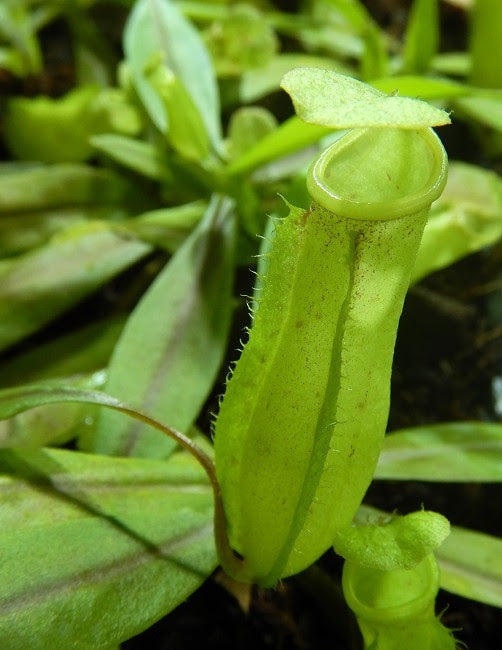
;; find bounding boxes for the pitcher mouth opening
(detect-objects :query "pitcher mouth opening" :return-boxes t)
[307,127,448,221]
[342,554,440,625]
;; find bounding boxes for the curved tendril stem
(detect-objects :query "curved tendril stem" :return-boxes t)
[0,384,248,582]
[110,401,247,580]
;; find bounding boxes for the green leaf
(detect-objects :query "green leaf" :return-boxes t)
[455,92,502,132]
[0,164,133,213]
[376,422,502,482]
[436,526,502,608]
[431,51,470,77]
[238,53,350,104]
[0,45,25,76]
[0,316,123,389]
[360,23,389,80]
[372,75,470,100]
[0,5,42,75]
[0,223,151,352]
[0,206,127,257]
[147,62,210,161]
[126,201,207,253]
[227,115,329,176]
[203,4,278,77]
[0,446,215,648]
[469,0,502,88]
[0,372,106,449]
[403,0,439,74]
[4,87,100,163]
[334,510,450,571]
[227,107,277,160]
[90,134,172,180]
[124,0,221,151]
[91,196,236,459]
[281,68,451,128]
[412,161,502,283]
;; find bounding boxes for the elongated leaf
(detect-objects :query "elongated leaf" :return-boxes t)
[0,5,42,75]
[147,64,210,161]
[469,0,502,88]
[0,316,123,389]
[0,447,216,648]
[124,0,221,150]
[455,92,502,132]
[372,75,469,100]
[0,164,132,213]
[0,385,133,421]
[360,22,388,80]
[403,0,439,74]
[126,201,206,253]
[0,223,151,352]
[90,134,172,180]
[357,505,502,607]
[281,68,451,128]
[436,526,502,608]
[227,107,277,160]
[227,115,329,176]
[0,206,129,258]
[431,52,470,77]
[238,54,349,104]
[376,422,502,482]
[92,195,236,459]
[0,372,106,449]
[412,161,502,283]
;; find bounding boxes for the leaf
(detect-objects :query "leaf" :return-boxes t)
[0,385,133,421]
[91,195,236,459]
[469,0,502,88]
[431,51,470,77]
[436,526,502,608]
[126,201,206,254]
[0,372,107,449]
[0,5,42,75]
[403,0,439,74]
[360,23,389,80]
[412,161,502,283]
[147,63,210,161]
[227,107,277,160]
[0,163,133,213]
[90,134,172,180]
[0,223,151,352]
[203,4,278,77]
[281,67,451,128]
[227,115,329,176]
[0,316,123,389]
[334,510,450,571]
[376,422,502,482]
[455,92,502,132]
[0,446,216,648]
[372,75,470,100]
[4,86,101,163]
[0,206,129,258]
[0,46,25,76]
[238,53,351,104]
[124,0,221,151]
